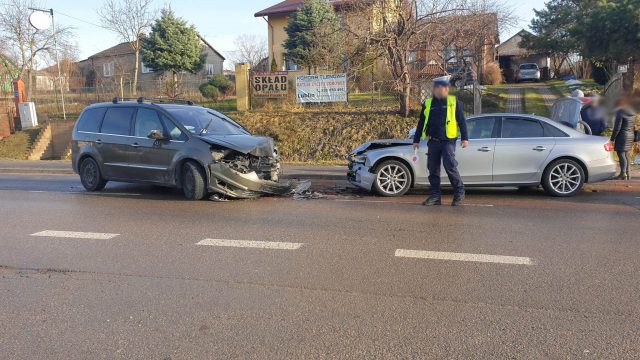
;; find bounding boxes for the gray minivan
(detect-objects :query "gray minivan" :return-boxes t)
[72,98,293,200]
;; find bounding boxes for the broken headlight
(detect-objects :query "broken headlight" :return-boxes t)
[353,154,368,164]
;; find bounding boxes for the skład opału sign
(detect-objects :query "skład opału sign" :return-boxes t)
[252,71,289,98]
[296,74,347,103]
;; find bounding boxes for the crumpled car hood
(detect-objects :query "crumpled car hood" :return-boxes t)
[198,134,276,157]
[351,139,412,155]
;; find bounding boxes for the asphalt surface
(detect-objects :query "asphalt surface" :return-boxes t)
[0,171,639,359]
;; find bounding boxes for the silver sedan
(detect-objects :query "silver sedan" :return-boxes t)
[347,114,616,197]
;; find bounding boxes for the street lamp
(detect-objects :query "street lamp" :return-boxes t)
[28,7,66,120]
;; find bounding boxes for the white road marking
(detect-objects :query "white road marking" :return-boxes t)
[25,190,141,196]
[31,230,120,240]
[332,199,494,207]
[395,249,533,265]
[196,238,303,250]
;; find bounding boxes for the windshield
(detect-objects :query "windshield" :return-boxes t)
[520,64,538,70]
[163,106,250,136]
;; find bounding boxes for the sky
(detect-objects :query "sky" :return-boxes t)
[41,0,548,66]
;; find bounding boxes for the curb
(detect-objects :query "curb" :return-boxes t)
[0,168,75,175]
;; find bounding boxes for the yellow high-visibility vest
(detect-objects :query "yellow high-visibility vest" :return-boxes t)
[421,95,458,140]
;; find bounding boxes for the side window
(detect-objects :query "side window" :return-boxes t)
[161,115,188,141]
[100,107,134,136]
[466,117,497,139]
[542,122,569,137]
[501,118,544,138]
[76,108,106,133]
[134,109,164,138]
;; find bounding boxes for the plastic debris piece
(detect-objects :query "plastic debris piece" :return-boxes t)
[209,194,230,202]
[293,191,324,200]
[293,180,312,194]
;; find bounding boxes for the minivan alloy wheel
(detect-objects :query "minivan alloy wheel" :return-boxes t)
[549,163,581,195]
[79,157,107,191]
[182,162,207,200]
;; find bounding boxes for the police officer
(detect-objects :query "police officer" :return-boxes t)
[412,76,469,206]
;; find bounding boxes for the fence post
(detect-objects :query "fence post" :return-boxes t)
[235,63,250,111]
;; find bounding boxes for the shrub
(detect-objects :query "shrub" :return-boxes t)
[591,63,610,85]
[200,75,234,100]
[483,62,503,85]
[209,75,234,97]
[199,84,219,101]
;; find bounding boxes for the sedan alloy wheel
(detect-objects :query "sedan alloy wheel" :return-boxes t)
[373,160,412,197]
[542,159,584,197]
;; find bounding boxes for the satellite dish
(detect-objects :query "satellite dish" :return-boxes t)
[29,11,51,30]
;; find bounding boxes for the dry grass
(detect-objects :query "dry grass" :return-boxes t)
[229,109,415,164]
[0,127,42,160]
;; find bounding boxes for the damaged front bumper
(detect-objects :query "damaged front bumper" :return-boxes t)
[347,160,375,191]
[208,163,296,199]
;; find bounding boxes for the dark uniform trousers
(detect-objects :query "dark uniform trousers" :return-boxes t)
[427,138,464,198]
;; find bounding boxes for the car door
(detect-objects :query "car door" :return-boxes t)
[445,116,498,184]
[493,117,555,183]
[97,107,136,180]
[128,108,187,183]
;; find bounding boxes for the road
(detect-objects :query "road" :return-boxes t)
[0,172,639,359]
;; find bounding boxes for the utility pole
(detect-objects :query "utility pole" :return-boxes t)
[29,7,66,120]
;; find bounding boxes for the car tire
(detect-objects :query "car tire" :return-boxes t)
[373,160,412,197]
[79,157,107,192]
[182,162,207,200]
[542,159,585,197]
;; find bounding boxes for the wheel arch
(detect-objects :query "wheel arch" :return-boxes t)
[77,153,104,175]
[175,158,209,188]
[371,156,416,187]
[545,156,589,182]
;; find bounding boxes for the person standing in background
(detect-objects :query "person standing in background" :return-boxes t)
[580,95,607,136]
[609,97,637,180]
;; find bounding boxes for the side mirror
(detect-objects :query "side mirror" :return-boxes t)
[147,130,165,140]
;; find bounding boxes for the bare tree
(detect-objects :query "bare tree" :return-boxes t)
[231,34,267,69]
[97,0,157,95]
[424,1,515,83]
[344,0,513,117]
[0,0,74,99]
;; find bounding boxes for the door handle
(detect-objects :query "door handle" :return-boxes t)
[478,146,492,152]
[95,139,102,145]
[131,143,140,148]
[533,146,547,151]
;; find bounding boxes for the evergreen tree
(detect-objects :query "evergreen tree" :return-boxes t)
[284,0,343,74]
[519,0,582,78]
[141,8,206,95]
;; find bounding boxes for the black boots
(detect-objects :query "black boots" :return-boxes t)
[422,196,442,206]
[452,193,465,206]
[421,194,465,206]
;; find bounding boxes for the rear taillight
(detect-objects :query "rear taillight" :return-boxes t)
[604,142,614,152]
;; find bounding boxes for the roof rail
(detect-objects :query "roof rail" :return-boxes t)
[111,97,195,105]
[137,97,195,105]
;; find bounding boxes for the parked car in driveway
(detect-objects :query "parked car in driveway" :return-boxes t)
[516,63,541,82]
[72,98,293,200]
[348,114,616,197]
